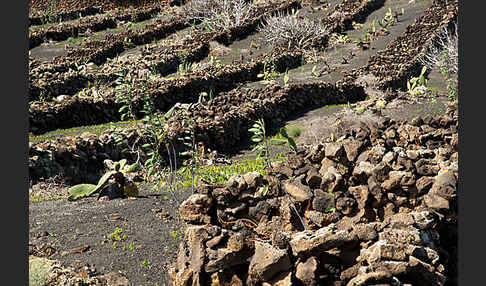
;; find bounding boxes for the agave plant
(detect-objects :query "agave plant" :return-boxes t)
[67,159,140,201]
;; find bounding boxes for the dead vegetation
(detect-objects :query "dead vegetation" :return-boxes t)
[258,10,328,49]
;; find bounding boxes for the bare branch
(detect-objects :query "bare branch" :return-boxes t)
[258,11,328,49]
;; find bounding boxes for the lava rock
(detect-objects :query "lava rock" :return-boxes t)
[283,180,313,203]
[247,241,292,285]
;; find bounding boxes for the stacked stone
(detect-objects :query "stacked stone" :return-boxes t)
[29,128,144,185]
[172,103,458,285]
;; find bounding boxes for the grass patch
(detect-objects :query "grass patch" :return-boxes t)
[176,153,287,186]
[29,120,138,143]
[321,103,348,109]
[29,194,67,202]
[285,124,305,138]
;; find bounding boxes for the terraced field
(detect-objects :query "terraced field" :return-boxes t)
[29,0,458,285]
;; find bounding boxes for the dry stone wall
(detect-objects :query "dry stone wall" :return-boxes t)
[171,103,458,285]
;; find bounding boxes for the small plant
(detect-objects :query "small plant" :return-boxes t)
[141,259,150,267]
[171,230,178,240]
[66,37,76,44]
[182,154,285,184]
[324,207,336,213]
[41,1,59,24]
[208,56,222,68]
[355,106,366,115]
[130,11,138,22]
[178,115,200,195]
[249,119,271,167]
[286,125,305,138]
[257,55,279,81]
[407,66,428,97]
[371,19,377,33]
[311,65,322,78]
[123,38,135,49]
[177,61,193,75]
[38,90,49,102]
[354,33,371,50]
[330,33,350,45]
[109,227,127,242]
[283,69,291,85]
[270,128,298,154]
[198,89,214,104]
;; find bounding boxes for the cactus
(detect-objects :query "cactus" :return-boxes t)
[67,184,97,201]
[67,170,117,201]
[67,159,140,201]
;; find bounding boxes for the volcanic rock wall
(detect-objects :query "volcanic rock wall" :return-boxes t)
[29,128,144,185]
[172,103,458,285]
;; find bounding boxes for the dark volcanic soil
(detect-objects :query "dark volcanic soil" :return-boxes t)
[29,184,191,286]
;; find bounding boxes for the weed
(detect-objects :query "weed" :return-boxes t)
[179,154,285,185]
[208,56,222,68]
[112,64,182,201]
[40,1,59,25]
[249,119,271,167]
[407,66,428,97]
[272,127,298,153]
[177,61,193,75]
[141,259,150,267]
[171,230,178,240]
[178,115,200,195]
[324,207,336,213]
[330,33,350,45]
[355,106,366,115]
[283,69,291,85]
[286,125,305,138]
[257,54,279,81]
[198,89,214,104]
[311,65,321,78]
[131,11,138,22]
[109,227,127,242]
